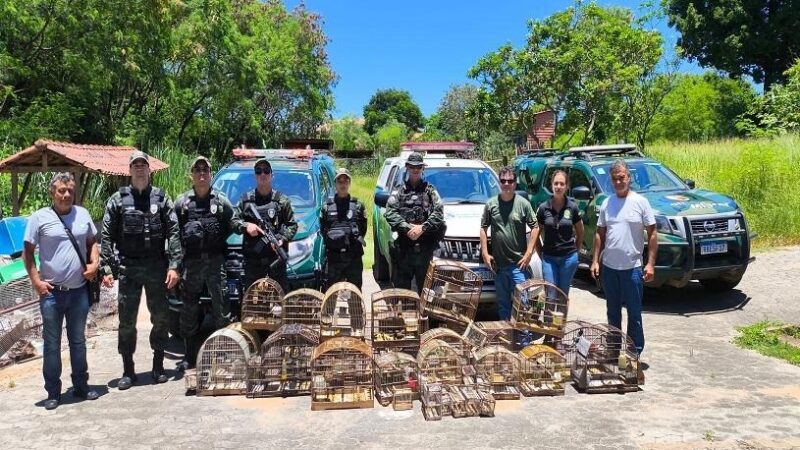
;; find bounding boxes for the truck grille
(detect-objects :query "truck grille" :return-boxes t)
[690,218,737,235]
[438,239,482,263]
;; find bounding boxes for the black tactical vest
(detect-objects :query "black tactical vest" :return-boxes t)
[178,192,225,257]
[398,183,431,226]
[241,190,283,259]
[323,196,360,254]
[118,186,166,258]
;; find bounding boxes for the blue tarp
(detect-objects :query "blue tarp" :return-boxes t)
[0,217,28,256]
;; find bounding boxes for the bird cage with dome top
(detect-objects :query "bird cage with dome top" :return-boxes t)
[371,289,421,355]
[247,323,319,398]
[241,277,284,332]
[563,322,642,394]
[319,282,365,341]
[281,289,324,329]
[420,260,481,331]
[196,327,259,396]
[373,351,418,410]
[310,337,374,410]
[473,345,522,400]
[518,344,569,396]
[511,279,569,338]
[420,327,471,363]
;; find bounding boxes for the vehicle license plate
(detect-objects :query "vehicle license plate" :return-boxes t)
[475,268,495,281]
[700,241,727,255]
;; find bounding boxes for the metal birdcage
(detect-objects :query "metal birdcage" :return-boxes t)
[558,320,606,367]
[420,327,471,363]
[475,321,516,350]
[473,345,522,400]
[248,323,319,398]
[564,323,642,394]
[320,282,365,341]
[511,279,569,338]
[420,260,481,330]
[196,327,259,396]
[241,277,284,332]
[310,337,374,410]
[373,351,418,409]
[518,344,569,396]
[282,289,324,329]
[371,289,420,355]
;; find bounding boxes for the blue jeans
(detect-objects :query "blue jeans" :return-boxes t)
[601,265,645,355]
[542,252,579,297]
[40,287,90,399]
[495,264,530,321]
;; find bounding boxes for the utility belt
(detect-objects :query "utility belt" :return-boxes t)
[119,254,166,263]
[183,250,225,261]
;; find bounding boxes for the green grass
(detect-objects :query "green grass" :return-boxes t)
[350,174,377,270]
[733,321,800,366]
[647,135,800,248]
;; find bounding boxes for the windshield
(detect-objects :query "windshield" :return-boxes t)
[592,161,687,193]
[395,167,500,204]
[213,169,316,207]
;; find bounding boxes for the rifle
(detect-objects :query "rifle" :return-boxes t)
[247,203,289,268]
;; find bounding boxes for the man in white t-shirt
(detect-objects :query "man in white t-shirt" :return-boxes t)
[590,160,657,355]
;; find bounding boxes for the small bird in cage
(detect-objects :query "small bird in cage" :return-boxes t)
[270,304,282,318]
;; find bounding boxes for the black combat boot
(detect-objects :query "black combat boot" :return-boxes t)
[152,350,168,384]
[177,337,197,372]
[118,354,137,390]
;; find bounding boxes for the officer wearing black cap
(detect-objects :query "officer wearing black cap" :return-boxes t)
[100,150,182,389]
[174,156,237,371]
[320,168,367,290]
[384,152,445,294]
[234,157,297,293]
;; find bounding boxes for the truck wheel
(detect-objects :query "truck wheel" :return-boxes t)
[373,233,390,282]
[700,273,743,292]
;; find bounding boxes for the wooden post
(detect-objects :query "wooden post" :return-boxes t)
[11,172,19,216]
[18,173,32,207]
[74,171,83,205]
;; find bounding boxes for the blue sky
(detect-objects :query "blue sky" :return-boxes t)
[285,1,686,118]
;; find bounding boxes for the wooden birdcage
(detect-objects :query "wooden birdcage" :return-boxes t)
[420,260,481,330]
[558,320,606,367]
[371,289,421,355]
[511,279,569,338]
[196,327,259,396]
[320,282,365,341]
[420,382,495,421]
[420,327,470,363]
[566,323,642,394]
[474,321,516,350]
[310,337,374,410]
[518,344,569,396]
[241,277,284,332]
[282,289,324,329]
[247,324,319,398]
[417,339,468,386]
[473,345,522,400]
[373,351,418,409]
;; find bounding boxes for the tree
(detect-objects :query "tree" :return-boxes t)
[435,84,481,141]
[363,89,424,135]
[469,1,663,146]
[738,61,800,136]
[373,119,409,156]
[667,0,800,90]
[329,116,373,152]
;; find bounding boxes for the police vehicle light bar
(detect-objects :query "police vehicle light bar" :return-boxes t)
[232,148,314,160]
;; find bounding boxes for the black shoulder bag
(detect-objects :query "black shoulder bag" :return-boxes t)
[53,208,101,305]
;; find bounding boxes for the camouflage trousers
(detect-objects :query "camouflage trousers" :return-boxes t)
[391,244,434,295]
[180,254,230,339]
[323,252,363,291]
[117,258,169,356]
[242,257,289,296]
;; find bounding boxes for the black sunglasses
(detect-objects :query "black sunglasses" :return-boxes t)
[254,168,271,175]
[500,178,515,185]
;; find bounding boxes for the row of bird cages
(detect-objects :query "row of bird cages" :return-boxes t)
[247,324,319,398]
[561,321,642,393]
[196,326,260,396]
[512,279,570,338]
[420,382,495,421]
[320,282,366,341]
[473,345,522,400]
[310,337,374,410]
[373,351,418,409]
[518,344,569,396]
[371,289,421,352]
[420,261,481,329]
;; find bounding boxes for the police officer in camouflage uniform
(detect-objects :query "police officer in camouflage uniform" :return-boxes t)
[234,157,298,293]
[101,150,182,390]
[320,168,367,290]
[174,156,237,371]
[384,153,445,294]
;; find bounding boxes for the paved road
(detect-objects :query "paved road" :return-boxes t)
[2,247,800,449]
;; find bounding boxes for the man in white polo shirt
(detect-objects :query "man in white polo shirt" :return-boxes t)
[590,159,657,355]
